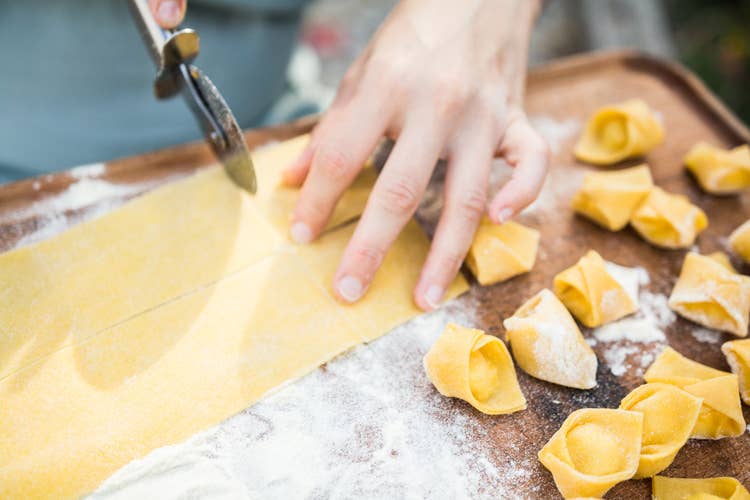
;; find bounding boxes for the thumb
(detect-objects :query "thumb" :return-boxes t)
[148,0,187,29]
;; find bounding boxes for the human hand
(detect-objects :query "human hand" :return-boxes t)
[148,0,187,29]
[284,0,548,311]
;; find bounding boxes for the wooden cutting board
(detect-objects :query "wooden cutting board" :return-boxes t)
[1,50,749,498]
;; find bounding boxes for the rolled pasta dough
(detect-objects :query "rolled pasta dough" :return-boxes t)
[0,136,468,499]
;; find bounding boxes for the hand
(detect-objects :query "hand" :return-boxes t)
[284,0,549,311]
[148,0,187,29]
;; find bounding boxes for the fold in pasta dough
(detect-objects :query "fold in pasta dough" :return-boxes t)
[630,187,708,249]
[423,323,526,415]
[619,383,702,478]
[574,99,664,165]
[503,289,597,389]
[465,219,540,285]
[668,253,750,337]
[0,136,469,499]
[644,347,746,439]
[538,408,643,499]
[572,164,653,231]
[553,250,638,327]
[708,251,738,273]
[730,219,750,264]
[684,142,750,194]
[722,339,750,405]
[652,476,750,500]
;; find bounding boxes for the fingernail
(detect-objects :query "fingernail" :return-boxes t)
[497,208,514,224]
[337,276,364,303]
[157,0,182,26]
[424,285,444,310]
[290,222,313,244]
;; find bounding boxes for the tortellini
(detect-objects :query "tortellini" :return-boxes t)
[465,219,540,285]
[708,251,737,273]
[571,164,654,231]
[644,347,746,439]
[574,99,664,165]
[684,142,750,194]
[619,383,703,478]
[722,339,750,405]
[423,323,526,415]
[553,250,638,327]
[630,187,708,249]
[538,408,643,499]
[730,219,750,264]
[503,289,597,389]
[668,252,750,337]
[652,476,750,500]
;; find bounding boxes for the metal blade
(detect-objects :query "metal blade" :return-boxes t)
[188,67,257,194]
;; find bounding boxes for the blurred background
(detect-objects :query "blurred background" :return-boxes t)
[290,0,749,124]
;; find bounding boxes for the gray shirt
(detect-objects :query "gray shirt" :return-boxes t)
[0,0,310,182]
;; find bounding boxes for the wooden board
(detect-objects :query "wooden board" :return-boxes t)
[1,50,749,498]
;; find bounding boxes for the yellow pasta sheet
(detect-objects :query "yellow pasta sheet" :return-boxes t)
[0,137,467,499]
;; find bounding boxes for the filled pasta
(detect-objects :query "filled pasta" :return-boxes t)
[730,219,750,264]
[684,142,750,194]
[630,187,708,249]
[619,383,702,478]
[574,99,664,165]
[465,218,540,286]
[644,347,746,439]
[653,476,750,500]
[571,164,653,231]
[423,323,526,415]
[503,289,597,389]
[538,408,643,498]
[722,339,750,405]
[668,252,750,337]
[553,250,638,327]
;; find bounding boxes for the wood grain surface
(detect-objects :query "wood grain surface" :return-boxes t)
[1,51,749,498]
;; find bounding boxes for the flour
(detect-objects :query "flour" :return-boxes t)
[69,162,106,179]
[591,266,675,377]
[87,297,542,500]
[10,176,177,250]
[690,327,723,344]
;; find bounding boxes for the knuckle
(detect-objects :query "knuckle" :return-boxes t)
[513,182,538,206]
[455,187,487,220]
[315,147,354,182]
[432,76,470,117]
[377,175,422,215]
[351,243,385,271]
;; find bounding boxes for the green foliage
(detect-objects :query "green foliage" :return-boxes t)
[666,0,750,124]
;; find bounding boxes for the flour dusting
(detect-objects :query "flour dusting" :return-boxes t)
[9,176,177,250]
[591,266,675,377]
[87,297,541,500]
[690,327,723,344]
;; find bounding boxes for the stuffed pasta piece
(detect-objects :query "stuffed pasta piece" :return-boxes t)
[619,383,702,478]
[730,219,750,264]
[503,289,597,389]
[571,164,653,231]
[553,250,639,328]
[574,99,664,165]
[465,218,540,286]
[423,323,526,415]
[630,187,708,249]
[722,339,750,405]
[684,142,750,194]
[668,252,750,337]
[538,408,643,499]
[652,476,750,500]
[644,347,746,439]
